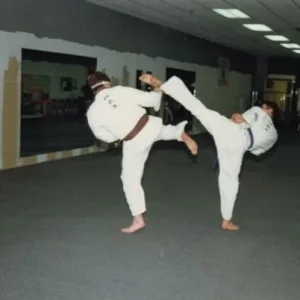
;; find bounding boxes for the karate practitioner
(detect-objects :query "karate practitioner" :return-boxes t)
[86,72,198,233]
[139,74,279,231]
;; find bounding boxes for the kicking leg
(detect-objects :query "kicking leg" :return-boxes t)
[141,74,231,137]
[217,148,244,230]
[120,142,151,233]
[141,74,246,229]
[155,121,198,155]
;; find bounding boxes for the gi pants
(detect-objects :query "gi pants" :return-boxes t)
[161,76,251,220]
[121,116,187,216]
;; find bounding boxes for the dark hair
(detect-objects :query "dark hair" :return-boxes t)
[262,101,279,120]
[87,72,111,91]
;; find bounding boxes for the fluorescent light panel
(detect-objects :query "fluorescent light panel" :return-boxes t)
[281,43,300,49]
[265,35,289,42]
[213,9,250,19]
[293,50,300,54]
[243,24,272,32]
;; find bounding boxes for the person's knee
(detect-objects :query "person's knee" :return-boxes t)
[120,171,140,189]
[120,172,129,184]
[219,172,240,190]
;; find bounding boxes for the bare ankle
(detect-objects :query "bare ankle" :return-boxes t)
[133,214,145,224]
[221,219,239,230]
[181,132,188,141]
[121,215,146,234]
[181,132,198,155]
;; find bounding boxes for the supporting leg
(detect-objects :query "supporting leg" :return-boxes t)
[217,148,244,230]
[120,142,152,233]
[155,121,198,155]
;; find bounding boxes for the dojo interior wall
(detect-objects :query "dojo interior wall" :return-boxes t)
[22,60,88,99]
[0,30,252,170]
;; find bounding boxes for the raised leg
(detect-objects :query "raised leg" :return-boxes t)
[217,147,244,230]
[155,121,198,155]
[120,142,152,233]
[141,74,246,230]
[160,76,231,136]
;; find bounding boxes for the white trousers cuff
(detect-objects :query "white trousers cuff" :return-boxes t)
[176,121,188,141]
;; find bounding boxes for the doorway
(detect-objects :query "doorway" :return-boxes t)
[164,68,196,132]
[264,75,296,124]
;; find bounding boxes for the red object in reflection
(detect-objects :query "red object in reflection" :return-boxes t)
[30,88,50,116]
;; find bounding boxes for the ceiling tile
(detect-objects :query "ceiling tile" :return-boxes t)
[87,0,300,56]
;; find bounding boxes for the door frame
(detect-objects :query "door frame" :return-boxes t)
[265,74,296,123]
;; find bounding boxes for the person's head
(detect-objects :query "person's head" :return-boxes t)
[261,101,279,120]
[87,72,111,95]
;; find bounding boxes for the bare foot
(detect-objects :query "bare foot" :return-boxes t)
[139,74,162,89]
[121,222,145,234]
[121,215,146,234]
[221,220,240,231]
[181,132,198,155]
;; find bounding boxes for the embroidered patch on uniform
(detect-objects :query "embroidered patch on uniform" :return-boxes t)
[104,95,118,109]
[264,120,273,131]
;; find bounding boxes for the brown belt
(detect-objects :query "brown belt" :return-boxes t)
[124,114,149,141]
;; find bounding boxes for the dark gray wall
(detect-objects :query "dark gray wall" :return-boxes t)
[268,57,300,86]
[254,56,268,92]
[268,57,300,75]
[0,0,255,74]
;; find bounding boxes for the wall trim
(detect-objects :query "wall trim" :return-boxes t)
[14,145,106,169]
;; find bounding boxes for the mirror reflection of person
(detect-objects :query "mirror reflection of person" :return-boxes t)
[163,101,174,124]
[78,81,94,118]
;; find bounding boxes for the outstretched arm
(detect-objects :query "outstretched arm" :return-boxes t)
[231,113,247,124]
[231,106,263,125]
[241,106,262,126]
[139,74,163,90]
[120,86,162,111]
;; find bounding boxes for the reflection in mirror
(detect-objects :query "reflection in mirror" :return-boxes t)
[20,49,97,157]
[164,68,196,132]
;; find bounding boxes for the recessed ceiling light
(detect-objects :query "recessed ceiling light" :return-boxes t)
[243,24,272,32]
[213,9,250,19]
[281,43,300,49]
[265,35,289,42]
[293,50,300,54]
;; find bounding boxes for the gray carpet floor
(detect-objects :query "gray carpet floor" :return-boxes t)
[1,133,300,300]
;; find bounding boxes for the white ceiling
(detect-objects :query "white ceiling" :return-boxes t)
[87,0,300,57]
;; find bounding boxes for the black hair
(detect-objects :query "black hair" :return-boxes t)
[262,101,279,121]
[87,72,111,92]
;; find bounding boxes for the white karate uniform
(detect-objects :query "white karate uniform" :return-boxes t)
[161,76,278,220]
[87,85,188,216]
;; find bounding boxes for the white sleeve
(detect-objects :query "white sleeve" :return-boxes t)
[251,129,278,156]
[120,86,162,111]
[92,126,118,143]
[242,106,262,126]
[251,139,277,156]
